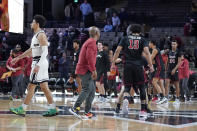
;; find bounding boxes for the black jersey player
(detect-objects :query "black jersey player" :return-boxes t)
[112,24,154,117]
[149,40,167,104]
[165,40,182,104]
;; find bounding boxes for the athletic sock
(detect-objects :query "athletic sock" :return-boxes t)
[22,104,28,110]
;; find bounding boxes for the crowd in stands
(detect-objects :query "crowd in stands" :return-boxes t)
[184,0,197,37]
[0,0,197,99]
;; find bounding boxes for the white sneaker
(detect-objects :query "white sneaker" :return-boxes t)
[102,97,106,103]
[155,98,160,104]
[122,99,129,114]
[139,110,148,117]
[173,99,180,105]
[157,97,168,105]
[72,95,78,101]
[98,97,104,102]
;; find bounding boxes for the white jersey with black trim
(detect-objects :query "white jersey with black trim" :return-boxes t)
[31,30,48,57]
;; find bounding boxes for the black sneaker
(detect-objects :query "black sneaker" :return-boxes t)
[186,96,191,101]
[114,107,120,114]
[180,97,185,102]
[146,107,153,117]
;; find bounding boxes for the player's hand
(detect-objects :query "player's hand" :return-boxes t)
[11,57,19,65]
[149,65,154,73]
[11,68,16,72]
[165,49,170,54]
[171,69,176,75]
[115,58,122,63]
[33,65,40,73]
[92,70,97,80]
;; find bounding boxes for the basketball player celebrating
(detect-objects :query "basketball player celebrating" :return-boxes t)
[10,15,58,117]
[165,40,182,104]
[112,24,154,117]
[69,27,100,119]
[149,40,167,104]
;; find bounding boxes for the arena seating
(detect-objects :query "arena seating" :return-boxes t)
[127,0,192,27]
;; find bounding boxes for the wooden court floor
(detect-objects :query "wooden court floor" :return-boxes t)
[0,94,197,131]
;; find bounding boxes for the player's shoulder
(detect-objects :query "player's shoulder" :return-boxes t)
[37,31,47,39]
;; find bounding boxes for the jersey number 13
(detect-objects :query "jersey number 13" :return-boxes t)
[128,40,139,50]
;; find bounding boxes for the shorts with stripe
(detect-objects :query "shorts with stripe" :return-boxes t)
[30,57,49,84]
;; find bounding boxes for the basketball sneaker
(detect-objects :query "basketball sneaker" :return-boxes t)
[10,106,26,116]
[152,97,158,102]
[43,108,58,117]
[139,110,148,117]
[146,107,153,117]
[69,107,81,119]
[84,112,96,119]
[173,99,180,105]
[156,97,168,105]
[114,106,120,114]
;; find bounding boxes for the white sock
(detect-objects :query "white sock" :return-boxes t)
[49,103,56,109]
[22,104,28,110]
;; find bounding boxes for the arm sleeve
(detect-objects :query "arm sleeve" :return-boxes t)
[86,44,96,72]
[118,37,125,48]
[37,46,48,67]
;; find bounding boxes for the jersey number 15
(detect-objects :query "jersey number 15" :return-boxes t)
[128,40,139,49]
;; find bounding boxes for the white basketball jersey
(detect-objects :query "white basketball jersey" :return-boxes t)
[31,30,48,57]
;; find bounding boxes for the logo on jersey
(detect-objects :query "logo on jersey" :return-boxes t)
[169,55,176,63]
[128,39,139,49]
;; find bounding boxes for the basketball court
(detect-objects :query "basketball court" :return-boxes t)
[0,92,196,131]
